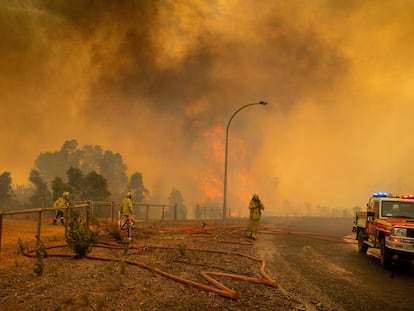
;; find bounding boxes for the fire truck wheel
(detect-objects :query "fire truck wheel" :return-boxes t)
[380,237,393,269]
[357,230,368,254]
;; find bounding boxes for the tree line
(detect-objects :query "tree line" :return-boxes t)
[0,139,187,219]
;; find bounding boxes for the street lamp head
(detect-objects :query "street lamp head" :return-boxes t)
[259,101,268,105]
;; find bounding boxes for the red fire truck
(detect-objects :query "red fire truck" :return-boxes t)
[353,192,414,268]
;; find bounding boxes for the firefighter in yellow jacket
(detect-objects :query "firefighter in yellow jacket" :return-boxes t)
[246,194,264,240]
[53,192,72,225]
[120,192,135,229]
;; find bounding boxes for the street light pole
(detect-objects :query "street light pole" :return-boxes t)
[222,101,268,226]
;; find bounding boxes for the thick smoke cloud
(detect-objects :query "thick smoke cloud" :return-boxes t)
[1,0,413,216]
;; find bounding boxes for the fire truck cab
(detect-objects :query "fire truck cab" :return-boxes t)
[353,192,414,268]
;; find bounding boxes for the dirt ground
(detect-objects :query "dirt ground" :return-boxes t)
[0,217,308,311]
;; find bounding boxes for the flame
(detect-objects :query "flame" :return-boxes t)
[230,208,238,218]
[203,123,225,162]
[200,123,225,200]
[201,174,222,199]
[199,121,258,215]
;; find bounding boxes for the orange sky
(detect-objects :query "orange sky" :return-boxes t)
[1,0,414,216]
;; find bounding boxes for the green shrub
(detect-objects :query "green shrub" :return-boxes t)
[66,208,99,258]
[177,243,187,257]
[17,237,26,255]
[120,239,130,275]
[33,234,47,275]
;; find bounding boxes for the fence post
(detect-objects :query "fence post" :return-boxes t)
[161,205,165,220]
[64,208,69,238]
[86,201,91,228]
[0,215,3,257]
[111,201,115,224]
[36,211,42,240]
[146,205,149,220]
[174,203,177,220]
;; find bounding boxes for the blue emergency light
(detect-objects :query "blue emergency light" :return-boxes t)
[372,192,391,198]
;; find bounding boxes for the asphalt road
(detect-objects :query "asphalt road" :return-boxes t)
[257,216,414,311]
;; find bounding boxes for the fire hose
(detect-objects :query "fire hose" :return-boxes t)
[24,241,276,299]
[22,224,354,299]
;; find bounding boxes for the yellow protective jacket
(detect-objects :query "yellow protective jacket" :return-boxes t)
[120,197,133,215]
[53,197,72,209]
[249,199,264,221]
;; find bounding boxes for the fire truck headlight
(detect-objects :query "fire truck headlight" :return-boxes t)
[392,227,407,237]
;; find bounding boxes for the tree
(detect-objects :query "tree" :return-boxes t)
[51,167,111,202]
[51,177,67,201]
[66,167,84,200]
[12,184,33,209]
[194,204,202,220]
[66,208,98,258]
[99,150,128,198]
[166,188,187,220]
[127,172,149,203]
[33,139,128,198]
[29,169,51,208]
[82,171,111,201]
[34,139,80,183]
[0,171,13,210]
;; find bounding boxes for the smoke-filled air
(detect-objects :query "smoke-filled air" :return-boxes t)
[1,0,414,217]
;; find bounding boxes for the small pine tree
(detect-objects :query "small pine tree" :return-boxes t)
[17,237,26,255]
[66,208,99,258]
[33,234,47,275]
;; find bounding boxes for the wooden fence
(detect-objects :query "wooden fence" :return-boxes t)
[0,201,176,257]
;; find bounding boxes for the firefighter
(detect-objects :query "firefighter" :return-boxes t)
[246,193,264,240]
[53,192,72,225]
[120,192,135,229]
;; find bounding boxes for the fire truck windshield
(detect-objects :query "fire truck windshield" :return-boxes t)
[381,201,414,218]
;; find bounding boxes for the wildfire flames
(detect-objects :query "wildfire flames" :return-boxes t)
[200,122,257,216]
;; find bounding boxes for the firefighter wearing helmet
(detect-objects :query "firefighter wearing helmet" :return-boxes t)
[53,191,72,225]
[120,191,135,229]
[246,193,264,240]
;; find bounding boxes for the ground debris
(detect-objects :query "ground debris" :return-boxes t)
[0,220,297,310]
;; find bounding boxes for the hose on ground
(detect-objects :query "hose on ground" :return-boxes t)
[22,223,355,298]
[23,239,276,299]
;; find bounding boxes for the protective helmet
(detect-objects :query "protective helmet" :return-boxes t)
[63,192,69,198]
[126,192,132,198]
[252,194,259,201]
